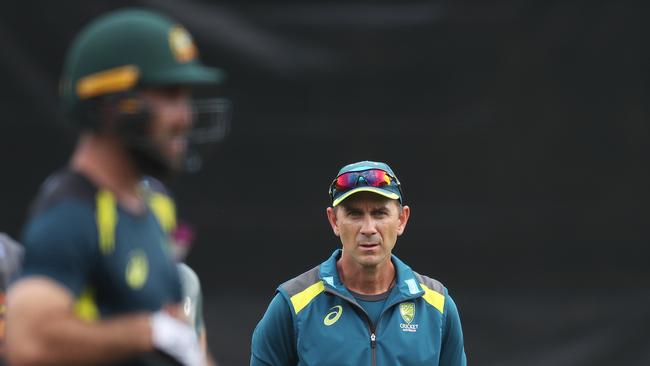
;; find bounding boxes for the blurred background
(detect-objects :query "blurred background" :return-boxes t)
[0,0,647,365]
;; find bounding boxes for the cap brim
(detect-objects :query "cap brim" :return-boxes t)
[146,64,226,85]
[332,187,400,207]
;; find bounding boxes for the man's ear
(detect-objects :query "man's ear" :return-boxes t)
[326,207,340,236]
[397,205,410,236]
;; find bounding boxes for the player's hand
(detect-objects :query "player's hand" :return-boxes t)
[150,308,204,366]
[164,303,190,324]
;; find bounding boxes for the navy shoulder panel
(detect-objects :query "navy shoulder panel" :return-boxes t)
[413,271,446,296]
[280,265,321,297]
[29,170,97,218]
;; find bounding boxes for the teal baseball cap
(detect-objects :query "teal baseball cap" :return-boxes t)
[329,161,403,207]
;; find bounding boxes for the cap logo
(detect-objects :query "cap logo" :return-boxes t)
[169,25,197,63]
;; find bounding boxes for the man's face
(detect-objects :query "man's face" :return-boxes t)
[326,192,410,269]
[139,86,193,171]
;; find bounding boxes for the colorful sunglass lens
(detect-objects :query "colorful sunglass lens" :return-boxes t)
[334,170,391,190]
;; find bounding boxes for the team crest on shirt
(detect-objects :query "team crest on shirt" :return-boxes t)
[125,250,148,289]
[399,302,418,332]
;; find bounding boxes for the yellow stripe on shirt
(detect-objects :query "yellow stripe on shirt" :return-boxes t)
[290,281,325,314]
[421,283,445,314]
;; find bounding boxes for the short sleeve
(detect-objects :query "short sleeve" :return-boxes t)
[195,288,204,333]
[20,201,97,297]
[177,263,204,334]
[439,293,467,366]
[250,293,298,366]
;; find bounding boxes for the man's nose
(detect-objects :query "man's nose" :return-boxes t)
[360,216,377,235]
[174,97,192,127]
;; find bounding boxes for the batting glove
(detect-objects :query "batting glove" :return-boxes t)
[151,310,204,366]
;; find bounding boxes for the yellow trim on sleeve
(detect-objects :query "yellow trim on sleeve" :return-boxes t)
[290,281,325,314]
[420,283,445,314]
[96,190,117,255]
[74,287,99,322]
[148,192,177,234]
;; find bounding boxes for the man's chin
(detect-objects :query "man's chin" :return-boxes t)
[357,254,386,268]
[163,152,187,172]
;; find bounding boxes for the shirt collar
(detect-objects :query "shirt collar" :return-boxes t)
[319,249,424,300]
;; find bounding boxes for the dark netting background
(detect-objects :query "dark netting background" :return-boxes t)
[0,1,647,365]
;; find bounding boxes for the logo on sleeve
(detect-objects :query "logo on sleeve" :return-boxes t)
[183,296,193,317]
[399,302,418,332]
[324,305,343,326]
[183,295,197,328]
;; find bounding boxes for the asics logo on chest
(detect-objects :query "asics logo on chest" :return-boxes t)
[324,305,343,326]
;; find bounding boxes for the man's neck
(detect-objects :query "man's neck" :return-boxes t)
[336,256,396,296]
[70,133,145,213]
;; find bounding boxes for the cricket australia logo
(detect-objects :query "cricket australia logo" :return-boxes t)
[125,250,148,289]
[399,302,419,332]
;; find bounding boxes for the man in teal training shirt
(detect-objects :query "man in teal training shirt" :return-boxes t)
[251,161,467,366]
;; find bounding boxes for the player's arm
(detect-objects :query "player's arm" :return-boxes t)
[7,204,202,366]
[250,293,298,366]
[439,293,468,366]
[6,205,156,365]
[198,326,217,366]
[6,277,153,366]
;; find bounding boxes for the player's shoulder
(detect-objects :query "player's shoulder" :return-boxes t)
[177,262,201,297]
[412,271,447,297]
[141,176,172,196]
[177,262,200,284]
[279,265,321,297]
[24,170,98,246]
[29,169,97,218]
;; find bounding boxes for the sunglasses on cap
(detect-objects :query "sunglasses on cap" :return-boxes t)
[328,169,402,199]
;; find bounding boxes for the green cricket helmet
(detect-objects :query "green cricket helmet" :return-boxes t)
[60,8,230,177]
[61,7,224,120]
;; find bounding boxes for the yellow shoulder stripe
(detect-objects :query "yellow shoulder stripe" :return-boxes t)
[420,283,445,314]
[290,281,325,314]
[96,190,117,255]
[148,192,177,234]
